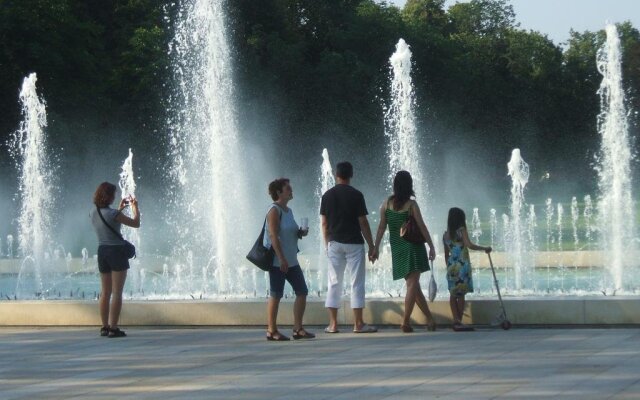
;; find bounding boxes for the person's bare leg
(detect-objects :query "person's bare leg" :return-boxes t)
[353,307,364,331]
[293,295,306,331]
[403,272,420,327]
[99,272,112,328]
[457,296,466,324]
[450,295,460,325]
[327,307,338,331]
[414,282,435,328]
[267,296,281,333]
[109,270,127,328]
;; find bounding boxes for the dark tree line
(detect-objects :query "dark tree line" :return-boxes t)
[1,0,639,193]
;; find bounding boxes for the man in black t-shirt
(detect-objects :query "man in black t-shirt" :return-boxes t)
[320,161,377,334]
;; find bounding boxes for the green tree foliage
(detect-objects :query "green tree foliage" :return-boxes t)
[0,0,638,190]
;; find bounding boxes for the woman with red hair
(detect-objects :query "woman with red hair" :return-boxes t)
[90,182,140,338]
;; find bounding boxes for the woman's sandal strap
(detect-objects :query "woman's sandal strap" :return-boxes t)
[108,327,127,338]
[292,328,315,339]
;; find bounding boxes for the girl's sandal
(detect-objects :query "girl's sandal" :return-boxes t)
[100,326,109,337]
[266,331,290,341]
[292,328,315,340]
[427,321,437,332]
[108,327,127,338]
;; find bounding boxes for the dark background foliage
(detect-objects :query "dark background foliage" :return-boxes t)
[1,0,639,202]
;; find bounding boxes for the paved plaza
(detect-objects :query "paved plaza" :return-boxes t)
[0,326,638,399]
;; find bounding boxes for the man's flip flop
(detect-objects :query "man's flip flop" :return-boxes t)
[324,327,340,333]
[353,324,378,333]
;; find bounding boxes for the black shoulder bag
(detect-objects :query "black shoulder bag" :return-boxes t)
[246,204,282,271]
[96,206,136,259]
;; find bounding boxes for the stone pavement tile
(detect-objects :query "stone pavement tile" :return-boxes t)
[611,379,640,400]
[0,327,639,400]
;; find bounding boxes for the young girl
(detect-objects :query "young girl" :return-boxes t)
[443,207,491,331]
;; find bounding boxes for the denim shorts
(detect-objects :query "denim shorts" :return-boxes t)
[268,265,309,299]
[97,245,131,273]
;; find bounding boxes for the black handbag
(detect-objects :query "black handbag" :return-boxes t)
[246,220,274,271]
[246,205,282,271]
[96,206,136,259]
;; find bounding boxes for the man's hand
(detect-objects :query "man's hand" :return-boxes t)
[368,247,379,263]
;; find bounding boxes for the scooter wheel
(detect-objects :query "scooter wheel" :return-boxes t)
[501,320,512,330]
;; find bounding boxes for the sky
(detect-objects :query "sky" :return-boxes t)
[387,0,640,45]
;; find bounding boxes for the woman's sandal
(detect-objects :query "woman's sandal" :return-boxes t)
[100,326,109,337]
[452,323,473,332]
[427,321,437,332]
[400,324,414,333]
[108,327,127,338]
[292,328,316,340]
[266,331,290,341]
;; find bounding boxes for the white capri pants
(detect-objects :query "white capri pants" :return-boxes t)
[325,241,366,309]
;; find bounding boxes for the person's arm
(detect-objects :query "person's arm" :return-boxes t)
[358,216,375,259]
[443,234,450,268]
[461,227,492,253]
[115,198,140,228]
[267,207,288,272]
[372,199,389,261]
[321,215,329,251]
[411,201,435,260]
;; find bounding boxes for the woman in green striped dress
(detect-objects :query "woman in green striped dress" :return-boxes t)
[372,171,437,332]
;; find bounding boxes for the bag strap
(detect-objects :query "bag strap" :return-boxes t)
[264,203,283,235]
[96,206,125,241]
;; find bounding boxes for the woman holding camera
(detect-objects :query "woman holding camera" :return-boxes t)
[90,182,140,338]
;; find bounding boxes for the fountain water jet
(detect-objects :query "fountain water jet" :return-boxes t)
[119,149,142,293]
[506,149,530,290]
[595,23,635,291]
[9,73,55,296]
[315,149,335,294]
[385,39,427,205]
[167,0,249,294]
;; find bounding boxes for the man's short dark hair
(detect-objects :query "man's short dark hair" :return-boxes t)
[336,162,353,179]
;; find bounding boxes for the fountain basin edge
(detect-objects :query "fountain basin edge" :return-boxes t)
[1,297,639,326]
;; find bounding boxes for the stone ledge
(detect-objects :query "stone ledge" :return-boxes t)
[1,298,639,326]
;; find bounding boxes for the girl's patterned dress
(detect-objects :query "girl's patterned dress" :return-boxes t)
[444,228,474,296]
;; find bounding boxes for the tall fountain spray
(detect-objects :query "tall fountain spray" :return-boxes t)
[9,73,55,295]
[385,39,427,204]
[595,23,634,291]
[119,149,142,292]
[315,149,335,294]
[506,149,530,290]
[167,0,248,294]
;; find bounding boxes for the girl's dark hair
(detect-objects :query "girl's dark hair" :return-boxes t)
[392,170,415,210]
[447,207,467,238]
[94,182,117,208]
[268,178,289,201]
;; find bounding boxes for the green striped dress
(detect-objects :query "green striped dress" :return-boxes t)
[386,205,430,280]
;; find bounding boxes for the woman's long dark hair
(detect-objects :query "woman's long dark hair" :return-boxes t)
[392,170,415,210]
[447,207,467,238]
